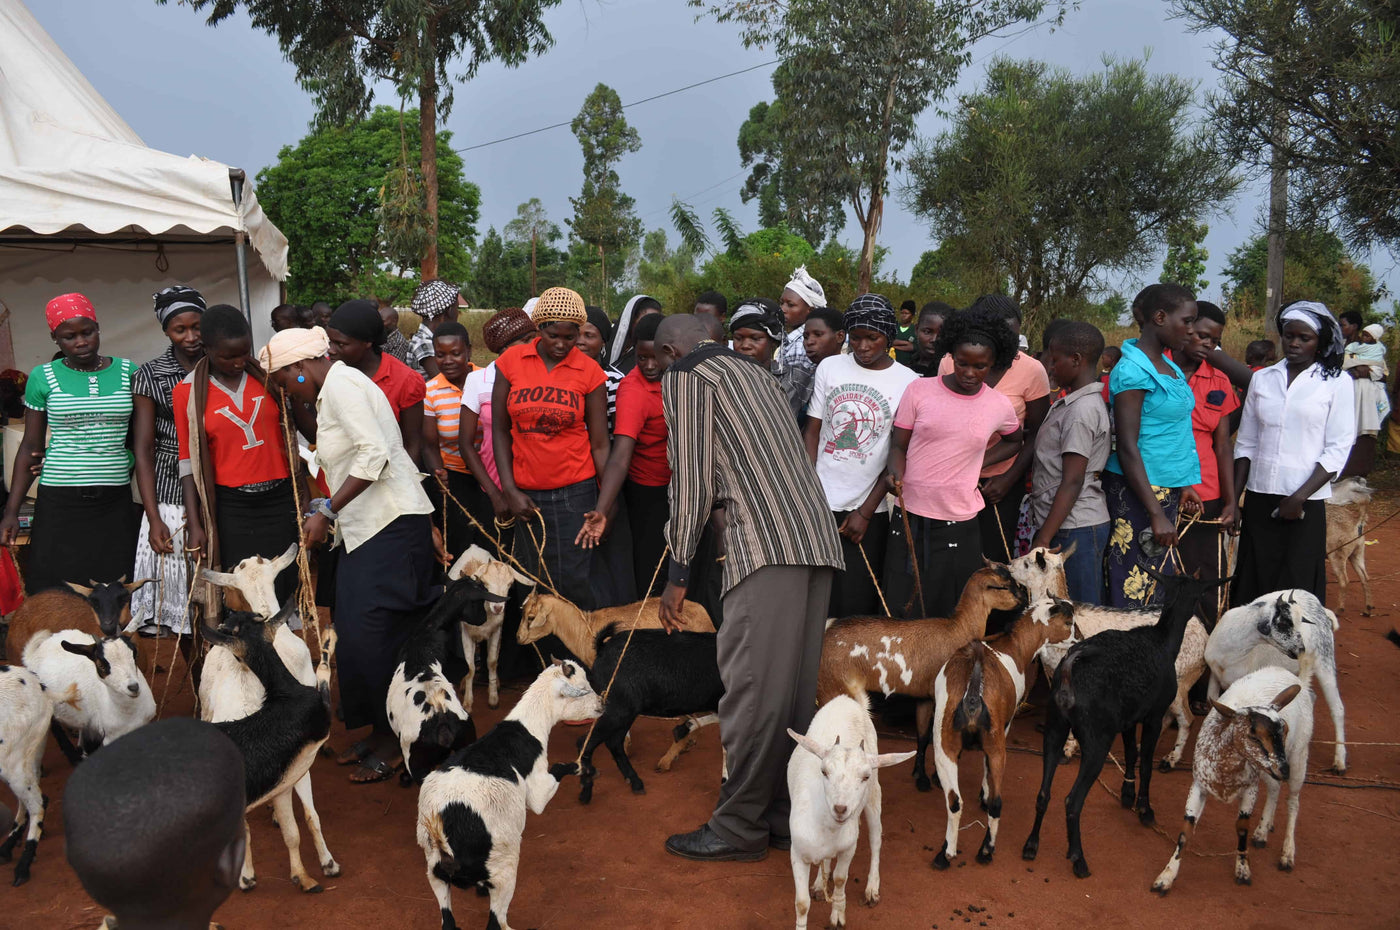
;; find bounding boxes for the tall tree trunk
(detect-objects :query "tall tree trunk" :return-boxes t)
[530,230,538,297]
[1265,108,1288,338]
[419,19,440,281]
[858,67,899,294]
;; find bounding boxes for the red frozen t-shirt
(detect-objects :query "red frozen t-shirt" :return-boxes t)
[174,373,291,488]
[495,342,606,491]
[1187,359,1240,501]
[371,353,426,421]
[614,367,670,487]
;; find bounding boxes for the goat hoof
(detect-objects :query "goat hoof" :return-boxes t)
[1020,840,1039,861]
[322,860,341,877]
[11,869,30,888]
[862,889,880,907]
[914,775,932,793]
[1235,873,1251,886]
[1151,882,1170,896]
[931,846,951,870]
[488,696,499,709]
[399,770,415,788]
[578,786,594,805]
[1138,807,1156,827]
[294,878,324,894]
[1329,764,1348,776]
[1119,786,1135,809]
[1278,859,1293,872]
[1071,857,1091,879]
[976,846,994,865]
[239,879,256,892]
[1157,759,1174,773]
[1251,837,1268,849]
[630,782,646,795]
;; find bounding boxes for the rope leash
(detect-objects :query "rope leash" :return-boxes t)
[278,395,322,646]
[434,475,563,599]
[991,498,1013,562]
[573,546,670,768]
[857,540,891,617]
[895,489,923,616]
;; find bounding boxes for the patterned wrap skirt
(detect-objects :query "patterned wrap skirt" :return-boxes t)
[130,502,192,634]
[1103,471,1181,609]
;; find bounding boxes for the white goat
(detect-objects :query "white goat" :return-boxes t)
[1205,588,1346,773]
[417,660,603,930]
[23,630,154,755]
[1151,667,1312,894]
[447,545,534,711]
[1009,546,1207,769]
[196,550,339,891]
[786,694,914,930]
[1326,477,1373,615]
[0,665,52,886]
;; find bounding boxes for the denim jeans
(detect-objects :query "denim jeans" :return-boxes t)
[1052,522,1110,605]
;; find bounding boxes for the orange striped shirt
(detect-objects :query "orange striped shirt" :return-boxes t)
[425,371,470,472]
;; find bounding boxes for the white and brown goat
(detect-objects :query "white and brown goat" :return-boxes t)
[448,545,534,711]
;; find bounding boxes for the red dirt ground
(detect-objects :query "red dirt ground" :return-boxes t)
[5,510,1400,930]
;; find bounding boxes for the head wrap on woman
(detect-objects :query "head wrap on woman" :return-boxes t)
[257,326,330,372]
[609,294,661,364]
[585,306,614,346]
[46,293,97,332]
[411,280,461,320]
[327,299,385,346]
[729,298,784,342]
[530,287,587,328]
[783,266,827,310]
[482,307,536,354]
[1279,300,1346,377]
[153,286,206,329]
[843,293,897,341]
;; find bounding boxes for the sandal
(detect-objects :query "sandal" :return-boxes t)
[336,739,374,766]
[349,755,399,784]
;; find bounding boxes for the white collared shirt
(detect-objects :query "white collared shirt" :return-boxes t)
[313,362,433,551]
[1234,360,1355,500]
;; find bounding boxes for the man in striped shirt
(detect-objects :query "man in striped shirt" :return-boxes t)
[655,314,843,862]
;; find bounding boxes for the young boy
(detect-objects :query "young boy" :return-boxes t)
[1245,339,1277,370]
[65,718,246,930]
[802,307,847,366]
[804,294,918,616]
[892,299,918,365]
[1030,321,1111,604]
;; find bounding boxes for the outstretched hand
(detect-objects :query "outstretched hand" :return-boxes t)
[575,511,608,548]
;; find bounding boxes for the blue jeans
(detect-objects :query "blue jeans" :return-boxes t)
[1052,522,1110,605]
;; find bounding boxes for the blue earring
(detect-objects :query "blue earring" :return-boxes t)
[297,374,306,383]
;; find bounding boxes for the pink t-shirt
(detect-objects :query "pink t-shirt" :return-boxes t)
[939,350,1049,477]
[461,363,500,489]
[894,377,1020,522]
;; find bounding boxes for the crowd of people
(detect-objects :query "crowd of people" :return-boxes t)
[0,263,1383,878]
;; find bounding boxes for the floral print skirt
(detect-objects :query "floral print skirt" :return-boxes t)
[1102,471,1181,608]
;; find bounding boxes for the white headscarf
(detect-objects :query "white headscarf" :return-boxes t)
[783,266,827,310]
[258,326,329,372]
[1279,301,1345,359]
[609,294,656,365]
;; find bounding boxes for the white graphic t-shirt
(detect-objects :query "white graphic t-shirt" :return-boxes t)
[806,354,919,513]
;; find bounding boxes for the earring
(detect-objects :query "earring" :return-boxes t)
[297,374,306,383]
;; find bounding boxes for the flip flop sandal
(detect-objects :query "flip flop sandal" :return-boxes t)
[336,739,374,766]
[349,755,398,784]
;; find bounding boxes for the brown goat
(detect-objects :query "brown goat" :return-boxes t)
[930,598,1077,869]
[517,591,715,667]
[5,580,152,664]
[817,562,1029,791]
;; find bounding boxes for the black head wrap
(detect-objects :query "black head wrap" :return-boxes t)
[843,294,898,341]
[328,299,385,347]
[729,298,783,342]
[585,306,613,346]
[153,285,205,330]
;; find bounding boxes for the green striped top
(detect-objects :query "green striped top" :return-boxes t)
[24,358,135,487]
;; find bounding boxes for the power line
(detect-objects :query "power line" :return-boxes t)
[454,59,779,153]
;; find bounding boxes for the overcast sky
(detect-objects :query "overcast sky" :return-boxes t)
[29,0,1399,307]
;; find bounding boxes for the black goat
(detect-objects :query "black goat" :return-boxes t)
[577,623,724,804]
[1021,571,1228,878]
[389,576,505,785]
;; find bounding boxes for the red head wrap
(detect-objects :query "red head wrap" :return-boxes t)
[46,293,97,332]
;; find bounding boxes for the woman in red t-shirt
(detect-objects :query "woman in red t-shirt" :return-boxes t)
[578,312,671,595]
[326,299,426,467]
[492,288,609,609]
[177,306,299,606]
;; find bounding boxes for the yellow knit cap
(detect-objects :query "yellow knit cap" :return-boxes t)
[530,287,586,328]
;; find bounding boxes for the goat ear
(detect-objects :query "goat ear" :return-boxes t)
[870,750,917,769]
[788,729,828,760]
[199,567,238,588]
[125,577,156,593]
[1035,550,1047,568]
[511,568,536,588]
[60,639,100,661]
[1270,684,1301,711]
[271,543,299,573]
[66,582,93,598]
[1209,699,1238,720]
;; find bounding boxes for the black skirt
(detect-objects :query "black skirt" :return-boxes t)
[1231,491,1327,607]
[215,480,299,608]
[624,479,670,598]
[829,510,891,619]
[28,484,139,593]
[882,510,982,619]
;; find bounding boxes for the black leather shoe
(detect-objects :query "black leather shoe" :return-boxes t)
[665,825,767,862]
[769,834,791,851]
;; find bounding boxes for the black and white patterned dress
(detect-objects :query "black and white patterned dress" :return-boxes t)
[131,347,193,633]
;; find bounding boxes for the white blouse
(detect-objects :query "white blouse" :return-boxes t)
[314,362,433,551]
[1234,360,1355,500]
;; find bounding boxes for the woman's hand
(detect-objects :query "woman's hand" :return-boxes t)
[1150,510,1179,548]
[433,467,449,483]
[302,512,332,548]
[26,451,42,477]
[1220,500,1240,535]
[148,517,174,554]
[1277,494,1306,521]
[487,489,512,523]
[505,489,537,520]
[575,511,608,549]
[431,525,452,566]
[185,523,207,560]
[838,511,870,545]
[980,473,1014,505]
[0,514,19,546]
[1179,487,1204,516]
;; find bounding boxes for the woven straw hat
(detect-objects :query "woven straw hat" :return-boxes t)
[530,287,586,327]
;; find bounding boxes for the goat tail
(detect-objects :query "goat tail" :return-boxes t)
[1052,651,1077,717]
[315,629,337,701]
[421,811,459,878]
[952,642,990,734]
[593,621,622,661]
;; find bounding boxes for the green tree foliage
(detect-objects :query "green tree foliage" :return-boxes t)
[1161,220,1210,292]
[1221,228,1385,320]
[694,0,1066,292]
[736,96,846,247]
[1172,0,1400,249]
[903,57,1240,334]
[165,0,559,278]
[568,84,644,305]
[503,198,562,298]
[255,106,479,306]
[909,240,1006,310]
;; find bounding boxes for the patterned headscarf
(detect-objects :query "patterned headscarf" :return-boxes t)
[482,307,536,354]
[783,266,827,310]
[153,286,206,329]
[729,298,784,342]
[411,280,461,320]
[843,293,897,341]
[531,287,587,328]
[46,293,97,332]
[1279,301,1346,359]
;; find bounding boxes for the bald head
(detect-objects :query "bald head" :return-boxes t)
[654,314,713,373]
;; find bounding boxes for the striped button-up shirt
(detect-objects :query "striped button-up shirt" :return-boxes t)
[663,343,843,594]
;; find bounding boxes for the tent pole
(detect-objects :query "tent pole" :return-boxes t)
[229,169,252,324]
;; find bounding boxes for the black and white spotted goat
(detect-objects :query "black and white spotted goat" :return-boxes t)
[416,660,602,930]
[388,576,505,785]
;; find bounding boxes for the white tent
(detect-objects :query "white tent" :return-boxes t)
[0,0,289,373]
